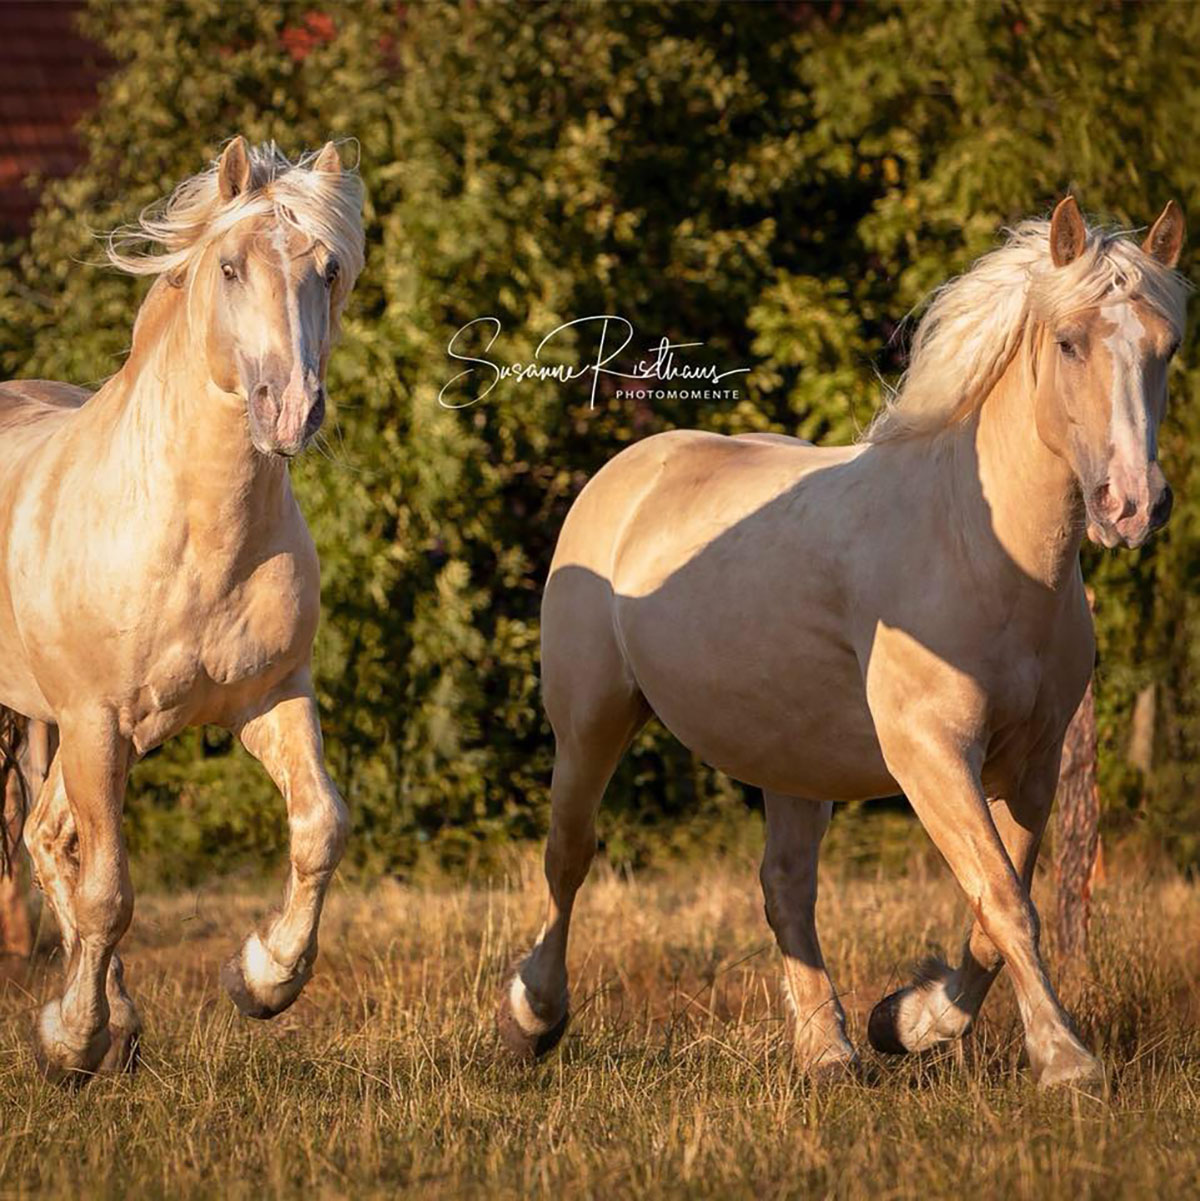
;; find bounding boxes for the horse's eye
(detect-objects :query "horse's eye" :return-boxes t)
[1167,340,1181,359]
[324,258,340,287]
[1057,338,1077,359]
[220,261,237,282]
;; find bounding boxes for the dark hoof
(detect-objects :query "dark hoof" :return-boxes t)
[497,990,569,1062]
[221,953,288,1020]
[98,1025,141,1075]
[868,989,912,1056]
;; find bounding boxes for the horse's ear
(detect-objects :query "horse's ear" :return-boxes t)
[313,141,342,175]
[217,136,252,202]
[1143,200,1185,268]
[1050,195,1087,267]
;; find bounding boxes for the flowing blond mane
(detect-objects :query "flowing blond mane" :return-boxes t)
[106,141,365,318]
[863,217,1191,443]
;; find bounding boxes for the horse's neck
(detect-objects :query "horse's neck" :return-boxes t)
[104,284,292,555]
[955,351,1083,592]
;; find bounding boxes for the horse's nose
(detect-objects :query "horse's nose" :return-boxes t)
[249,380,280,428]
[1091,482,1137,523]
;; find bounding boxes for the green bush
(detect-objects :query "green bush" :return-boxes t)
[2,1,1199,879]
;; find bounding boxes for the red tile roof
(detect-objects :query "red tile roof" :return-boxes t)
[0,1,108,236]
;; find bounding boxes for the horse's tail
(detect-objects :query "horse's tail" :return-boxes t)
[0,707,28,878]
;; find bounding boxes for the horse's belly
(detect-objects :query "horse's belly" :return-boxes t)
[0,671,53,724]
[617,598,895,801]
[0,604,53,720]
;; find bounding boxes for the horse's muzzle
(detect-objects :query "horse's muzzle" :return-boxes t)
[1085,463,1172,549]
[248,374,325,458]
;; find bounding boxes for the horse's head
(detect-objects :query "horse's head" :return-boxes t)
[1034,196,1187,549]
[200,137,356,458]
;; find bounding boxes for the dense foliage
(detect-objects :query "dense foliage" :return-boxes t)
[1,1,1198,879]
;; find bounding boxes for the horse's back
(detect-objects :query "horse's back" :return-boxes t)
[0,380,91,434]
[551,429,856,582]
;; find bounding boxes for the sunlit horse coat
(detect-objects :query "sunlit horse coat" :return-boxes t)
[500,198,1188,1088]
[0,138,364,1081]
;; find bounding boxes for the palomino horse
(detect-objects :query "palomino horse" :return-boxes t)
[500,198,1188,1088]
[0,137,364,1081]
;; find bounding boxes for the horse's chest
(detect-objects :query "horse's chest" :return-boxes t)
[984,650,1043,726]
[127,552,317,749]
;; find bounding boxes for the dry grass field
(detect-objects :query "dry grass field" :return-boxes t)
[1,834,1198,1200]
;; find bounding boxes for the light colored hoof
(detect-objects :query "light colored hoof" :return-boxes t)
[221,934,311,1020]
[496,975,569,1062]
[33,1000,110,1086]
[1033,1045,1105,1093]
[868,961,968,1056]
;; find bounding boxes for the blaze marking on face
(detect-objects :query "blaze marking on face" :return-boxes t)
[1100,300,1152,468]
[272,223,311,447]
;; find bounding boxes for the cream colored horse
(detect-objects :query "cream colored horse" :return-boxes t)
[0,137,364,1081]
[501,198,1188,1088]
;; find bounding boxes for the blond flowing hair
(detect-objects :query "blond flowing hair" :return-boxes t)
[106,141,366,320]
[864,218,1190,443]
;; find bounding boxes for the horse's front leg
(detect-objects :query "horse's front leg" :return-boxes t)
[222,675,348,1019]
[868,744,1061,1057]
[28,716,133,1083]
[872,717,1099,1088]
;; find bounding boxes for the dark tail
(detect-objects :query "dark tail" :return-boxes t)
[0,707,27,878]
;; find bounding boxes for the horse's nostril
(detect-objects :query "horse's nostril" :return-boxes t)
[1151,484,1174,528]
[304,390,326,438]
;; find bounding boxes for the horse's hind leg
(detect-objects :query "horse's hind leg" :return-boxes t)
[25,749,140,1076]
[2,720,60,962]
[498,714,647,1059]
[499,578,649,1060]
[1,771,33,959]
[761,792,857,1078]
[1,716,33,960]
[222,677,348,1019]
[868,749,1058,1058]
[26,720,135,1082]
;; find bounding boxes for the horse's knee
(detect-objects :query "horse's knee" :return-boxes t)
[291,782,348,879]
[26,810,70,875]
[73,858,132,945]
